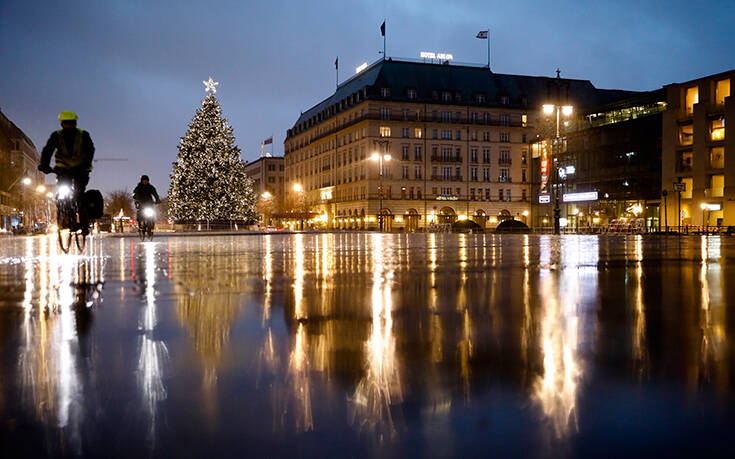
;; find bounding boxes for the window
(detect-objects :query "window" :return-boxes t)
[522,134,527,143]
[678,151,693,171]
[407,88,417,100]
[432,110,438,121]
[521,151,527,166]
[482,149,490,163]
[471,148,478,163]
[417,189,422,199]
[499,150,511,165]
[505,189,511,201]
[715,79,730,105]
[483,132,490,142]
[499,114,509,126]
[521,114,527,127]
[678,124,693,145]
[380,126,391,137]
[476,94,486,104]
[432,166,438,177]
[500,132,510,142]
[402,145,409,160]
[432,129,438,139]
[442,167,451,180]
[441,111,451,122]
[381,87,391,97]
[455,112,462,122]
[685,86,698,115]
[500,95,509,105]
[414,146,422,161]
[710,147,724,169]
[415,166,422,179]
[680,177,693,199]
[432,187,438,195]
[522,189,527,201]
[483,168,490,181]
[455,130,461,140]
[711,118,725,141]
[499,168,509,182]
[470,188,475,200]
[471,112,478,123]
[441,130,452,140]
[485,189,490,200]
[709,174,725,197]
[498,189,504,201]
[414,128,423,139]
[483,113,489,124]
[442,91,451,102]
[402,166,409,179]
[380,107,391,120]
[471,167,478,181]
[522,169,527,182]
[402,127,410,138]
[455,167,461,180]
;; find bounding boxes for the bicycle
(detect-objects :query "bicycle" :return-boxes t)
[54,168,88,253]
[136,202,156,241]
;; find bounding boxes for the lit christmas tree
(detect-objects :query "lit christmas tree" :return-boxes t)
[169,77,258,223]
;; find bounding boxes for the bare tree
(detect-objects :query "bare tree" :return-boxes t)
[106,189,134,217]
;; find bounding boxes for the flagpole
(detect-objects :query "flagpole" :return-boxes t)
[487,28,491,69]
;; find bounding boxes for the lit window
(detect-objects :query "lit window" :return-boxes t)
[407,88,417,99]
[711,118,725,141]
[521,114,527,127]
[710,147,724,169]
[380,126,391,137]
[685,86,698,115]
[414,128,423,138]
[715,79,730,105]
[678,124,693,145]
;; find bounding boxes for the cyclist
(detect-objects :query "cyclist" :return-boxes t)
[38,111,95,235]
[133,175,161,220]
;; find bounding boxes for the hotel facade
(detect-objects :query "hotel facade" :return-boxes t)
[284,59,636,230]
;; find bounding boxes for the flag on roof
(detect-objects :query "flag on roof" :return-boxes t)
[476,30,488,39]
[263,137,273,145]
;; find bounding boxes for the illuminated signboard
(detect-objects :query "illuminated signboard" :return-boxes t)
[539,195,551,204]
[565,165,576,175]
[420,52,454,60]
[706,203,721,211]
[563,191,598,202]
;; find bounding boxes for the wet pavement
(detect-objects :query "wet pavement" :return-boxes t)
[1,233,734,457]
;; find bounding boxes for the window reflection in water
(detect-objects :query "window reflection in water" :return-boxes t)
[534,236,598,438]
[350,234,402,441]
[698,236,727,391]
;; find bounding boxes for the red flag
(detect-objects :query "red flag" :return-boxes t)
[476,30,488,39]
[263,137,273,145]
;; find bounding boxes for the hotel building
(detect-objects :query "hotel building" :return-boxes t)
[284,58,637,230]
[662,70,734,227]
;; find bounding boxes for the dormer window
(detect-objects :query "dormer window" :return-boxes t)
[475,93,486,104]
[500,95,510,105]
[380,87,391,97]
[407,88,417,100]
[442,91,451,102]
[432,90,439,100]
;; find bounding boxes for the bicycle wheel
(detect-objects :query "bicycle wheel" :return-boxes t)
[146,222,154,241]
[58,228,72,253]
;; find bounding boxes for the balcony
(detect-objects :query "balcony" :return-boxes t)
[498,158,512,166]
[430,155,462,163]
[430,175,463,182]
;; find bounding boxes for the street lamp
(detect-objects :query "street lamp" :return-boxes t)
[542,101,573,234]
[22,177,32,186]
[292,183,304,230]
[371,152,391,231]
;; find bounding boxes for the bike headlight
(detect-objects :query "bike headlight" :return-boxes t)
[143,207,155,218]
[57,184,72,199]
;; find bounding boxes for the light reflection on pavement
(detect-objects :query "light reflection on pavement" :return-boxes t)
[1,233,735,458]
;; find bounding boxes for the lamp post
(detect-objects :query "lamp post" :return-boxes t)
[542,90,573,234]
[371,151,391,231]
[700,202,707,231]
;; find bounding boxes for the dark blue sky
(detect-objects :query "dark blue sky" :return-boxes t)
[2,0,733,194]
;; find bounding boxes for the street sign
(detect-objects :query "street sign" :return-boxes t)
[673,182,686,192]
[538,195,551,204]
[563,191,598,202]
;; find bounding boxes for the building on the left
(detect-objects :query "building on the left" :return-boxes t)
[0,109,49,231]
[244,154,285,225]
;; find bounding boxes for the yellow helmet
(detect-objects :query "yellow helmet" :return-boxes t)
[58,111,78,122]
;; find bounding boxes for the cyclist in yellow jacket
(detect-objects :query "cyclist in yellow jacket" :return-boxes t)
[38,111,95,234]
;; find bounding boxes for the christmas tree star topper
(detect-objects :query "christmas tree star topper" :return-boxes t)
[203,76,219,93]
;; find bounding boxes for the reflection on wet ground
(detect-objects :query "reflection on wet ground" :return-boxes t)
[1,233,734,457]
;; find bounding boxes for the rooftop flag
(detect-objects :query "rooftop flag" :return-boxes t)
[380,21,385,37]
[263,137,273,145]
[476,30,488,39]
[334,57,338,69]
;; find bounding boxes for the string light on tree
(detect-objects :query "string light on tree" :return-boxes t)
[202,76,219,93]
